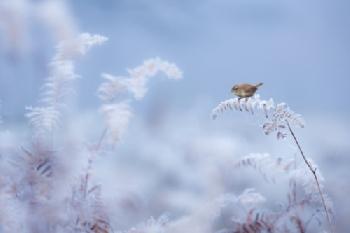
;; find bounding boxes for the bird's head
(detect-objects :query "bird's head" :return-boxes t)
[231,85,238,93]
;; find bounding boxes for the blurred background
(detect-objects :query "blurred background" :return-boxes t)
[0,0,349,232]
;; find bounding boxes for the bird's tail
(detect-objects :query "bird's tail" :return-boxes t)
[255,82,263,88]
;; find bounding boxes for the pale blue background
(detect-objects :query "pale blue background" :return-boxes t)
[1,0,350,118]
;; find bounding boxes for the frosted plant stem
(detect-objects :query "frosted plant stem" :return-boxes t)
[96,128,108,150]
[286,120,334,233]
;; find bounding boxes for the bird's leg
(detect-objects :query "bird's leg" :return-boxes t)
[244,97,249,112]
[238,97,242,111]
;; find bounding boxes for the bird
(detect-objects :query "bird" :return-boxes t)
[231,82,263,100]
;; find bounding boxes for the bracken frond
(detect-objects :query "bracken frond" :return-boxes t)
[97,58,183,145]
[212,95,304,140]
[26,33,107,136]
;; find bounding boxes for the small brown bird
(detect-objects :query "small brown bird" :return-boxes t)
[231,82,263,99]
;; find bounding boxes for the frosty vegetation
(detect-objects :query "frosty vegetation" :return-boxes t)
[212,95,305,139]
[26,33,108,137]
[98,58,182,144]
[212,95,334,233]
[0,31,188,233]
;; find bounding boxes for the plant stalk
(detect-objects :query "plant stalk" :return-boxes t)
[286,120,334,233]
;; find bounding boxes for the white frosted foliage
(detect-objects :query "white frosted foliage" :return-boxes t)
[212,95,305,139]
[26,33,107,135]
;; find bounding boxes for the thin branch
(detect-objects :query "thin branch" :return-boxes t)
[286,120,334,233]
[96,127,108,150]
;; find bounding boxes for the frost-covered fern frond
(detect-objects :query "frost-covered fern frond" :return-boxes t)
[98,57,183,101]
[99,102,133,143]
[7,145,56,202]
[215,184,328,233]
[26,33,107,135]
[212,94,275,119]
[235,153,334,231]
[25,106,61,133]
[54,33,108,60]
[125,57,182,99]
[213,189,271,232]
[40,59,78,107]
[98,73,128,102]
[235,153,296,183]
[98,58,182,144]
[212,95,304,140]
[263,103,304,139]
[236,154,332,204]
